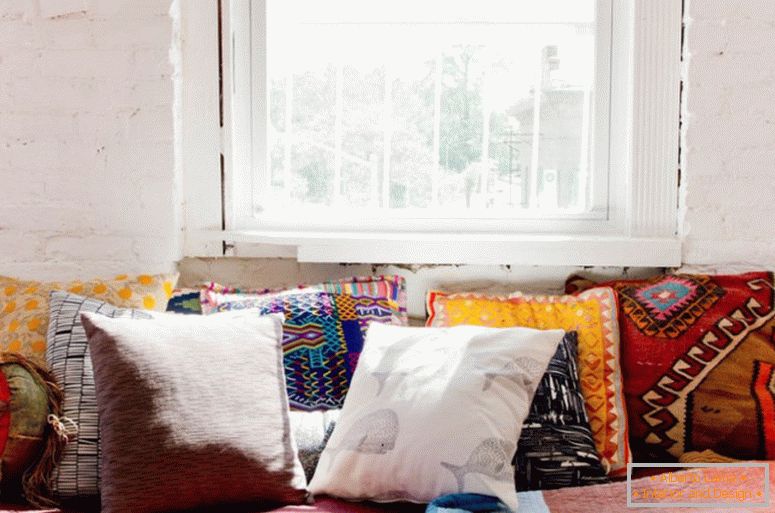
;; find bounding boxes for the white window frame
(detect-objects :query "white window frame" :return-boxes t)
[181,0,682,266]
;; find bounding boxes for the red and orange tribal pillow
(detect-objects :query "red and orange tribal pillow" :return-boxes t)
[567,271,775,463]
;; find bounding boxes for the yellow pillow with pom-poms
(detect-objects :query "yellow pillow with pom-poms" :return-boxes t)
[0,273,178,358]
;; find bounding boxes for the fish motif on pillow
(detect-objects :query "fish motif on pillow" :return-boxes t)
[324,409,399,467]
[368,340,414,395]
[440,438,515,492]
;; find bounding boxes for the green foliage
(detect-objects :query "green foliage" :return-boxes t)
[440,46,483,173]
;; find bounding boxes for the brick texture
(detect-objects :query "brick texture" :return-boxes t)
[0,0,770,283]
[0,0,180,280]
[681,0,775,266]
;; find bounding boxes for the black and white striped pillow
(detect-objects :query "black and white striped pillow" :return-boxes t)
[46,291,151,498]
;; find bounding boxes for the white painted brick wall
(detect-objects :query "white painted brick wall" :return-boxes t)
[0,0,180,281]
[1,0,772,285]
[681,0,775,268]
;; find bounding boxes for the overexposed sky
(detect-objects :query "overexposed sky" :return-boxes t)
[267,2,596,109]
[268,0,596,25]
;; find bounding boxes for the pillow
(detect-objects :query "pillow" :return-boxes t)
[0,353,67,507]
[203,284,407,411]
[165,288,203,314]
[0,273,178,358]
[309,323,564,511]
[565,271,775,463]
[426,289,629,477]
[46,292,153,498]
[82,310,308,513]
[516,331,608,491]
[201,274,408,325]
[289,410,340,482]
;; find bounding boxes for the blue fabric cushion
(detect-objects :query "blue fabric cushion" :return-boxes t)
[426,493,510,513]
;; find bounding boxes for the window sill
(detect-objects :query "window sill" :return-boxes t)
[187,230,681,267]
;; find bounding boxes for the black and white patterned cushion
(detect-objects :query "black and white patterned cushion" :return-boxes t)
[46,291,151,498]
[515,331,609,490]
[288,409,339,481]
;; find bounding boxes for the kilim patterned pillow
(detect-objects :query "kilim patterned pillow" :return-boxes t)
[202,286,406,410]
[516,332,608,491]
[426,288,629,477]
[565,271,775,463]
[46,292,153,498]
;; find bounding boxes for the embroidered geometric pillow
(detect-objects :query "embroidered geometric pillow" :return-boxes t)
[46,292,153,498]
[165,288,203,314]
[0,273,177,358]
[516,331,608,491]
[202,286,406,411]
[200,275,408,325]
[426,288,629,476]
[564,271,775,463]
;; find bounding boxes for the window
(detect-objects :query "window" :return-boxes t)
[261,1,606,228]
[183,0,682,265]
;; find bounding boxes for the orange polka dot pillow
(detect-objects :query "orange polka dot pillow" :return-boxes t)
[426,288,630,476]
[0,273,179,358]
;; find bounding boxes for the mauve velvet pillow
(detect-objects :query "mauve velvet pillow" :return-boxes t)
[81,310,308,513]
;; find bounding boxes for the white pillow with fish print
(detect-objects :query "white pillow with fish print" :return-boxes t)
[308,323,564,512]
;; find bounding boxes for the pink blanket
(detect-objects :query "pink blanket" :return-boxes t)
[2,463,773,513]
[529,462,774,513]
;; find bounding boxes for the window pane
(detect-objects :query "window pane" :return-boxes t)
[341,66,385,209]
[264,0,600,219]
